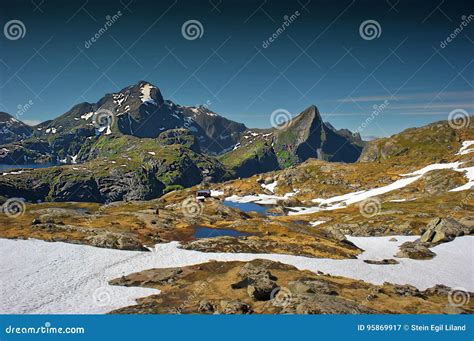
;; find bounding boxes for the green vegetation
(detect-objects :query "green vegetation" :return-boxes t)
[219,140,269,169]
[163,184,184,193]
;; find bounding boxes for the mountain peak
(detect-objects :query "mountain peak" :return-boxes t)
[135,80,156,88]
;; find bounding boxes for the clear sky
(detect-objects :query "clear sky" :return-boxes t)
[1,0,473,139]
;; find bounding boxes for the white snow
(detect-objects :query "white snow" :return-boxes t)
[309,221,326,227]
[80,112,94,120]
[210,190,224,197]
[140,84,156,105]
[450,166,474,192]
[227,158,472,216]
[147,151,156,156]
[1,236,473,314]
[389,198,416,202]
[1,170,27,176]
[225,191,296,205]
[261,180,277,193]
[456,141,474,155]
[105,125,112,135]
[400,162,462,177]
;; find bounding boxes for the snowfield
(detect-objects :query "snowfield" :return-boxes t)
[1,236,473,314]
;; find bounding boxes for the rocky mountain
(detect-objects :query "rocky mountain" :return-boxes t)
[220,105,364,177]
[29,81,246,157]
[0,112,32,145]
[0,81,368,202]
[0,132,228,203]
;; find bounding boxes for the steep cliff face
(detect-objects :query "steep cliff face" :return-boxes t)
[220,105,364,178]
[273,105,363,166]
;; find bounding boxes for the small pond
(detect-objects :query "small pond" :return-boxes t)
[193,226,251,239]
[223,200,279,216]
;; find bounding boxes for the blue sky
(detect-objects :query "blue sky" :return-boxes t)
[0,0,473,139]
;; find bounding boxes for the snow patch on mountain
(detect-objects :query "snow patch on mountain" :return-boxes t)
[139,84,156,105]
[261,180,277,193]
[456,140,474,155]
[80,112,94,120]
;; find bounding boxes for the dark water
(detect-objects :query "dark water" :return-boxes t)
[223,200,273,215]
[193,226,250,239]
[0,163,54,172]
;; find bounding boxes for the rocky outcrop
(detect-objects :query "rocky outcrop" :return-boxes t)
[395,241,436,260]
[109,259,474,314]
[420,217,471,245]
[85,232,147,251]
[231,261,278,301]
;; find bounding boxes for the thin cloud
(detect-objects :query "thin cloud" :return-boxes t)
[336,90,474,103]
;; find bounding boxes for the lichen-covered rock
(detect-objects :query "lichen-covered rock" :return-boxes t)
[86,232,147,251]
[395,241,436,260]
[420,217,470,245]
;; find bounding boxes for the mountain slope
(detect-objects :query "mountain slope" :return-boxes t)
[220,105,364,177]
[32,81,246,156]
[0,112,32,145]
